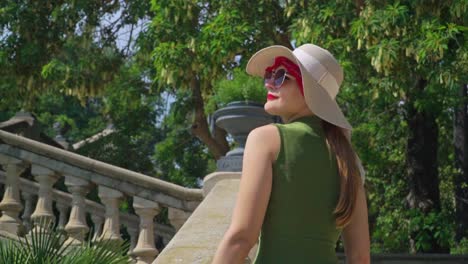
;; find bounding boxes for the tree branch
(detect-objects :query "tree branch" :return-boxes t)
[190,77,229,160]
[125,24,134,56]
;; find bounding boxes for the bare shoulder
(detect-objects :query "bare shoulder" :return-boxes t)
[246,124,281,161]
[248,124,280,143]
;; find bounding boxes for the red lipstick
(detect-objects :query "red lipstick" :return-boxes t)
[267,94,279,100]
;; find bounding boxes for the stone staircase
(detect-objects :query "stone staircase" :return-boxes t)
[0,115,202,263]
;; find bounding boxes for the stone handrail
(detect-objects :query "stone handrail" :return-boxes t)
[0,130,203,210]
[154,171,259,263]
[0,171,175,245]
[0,129,203,263]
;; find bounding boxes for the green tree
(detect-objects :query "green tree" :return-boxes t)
[74,63,164,175]
[18,64,164,176]
[454,83,468,243]
[0,0,150,109]
[350,1,466,252]
[149,0,295,159]
[0,0,161,175]
[154,90,215,187]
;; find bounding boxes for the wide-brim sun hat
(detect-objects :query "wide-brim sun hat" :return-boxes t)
[246,44,352,131]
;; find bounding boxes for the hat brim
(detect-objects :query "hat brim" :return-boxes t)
[246,45,352,130]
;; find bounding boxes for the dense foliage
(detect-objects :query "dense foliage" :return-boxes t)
[153,89,215,187]
[0,225,130,264]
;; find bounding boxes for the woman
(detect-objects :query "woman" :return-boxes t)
[212,44,370,264]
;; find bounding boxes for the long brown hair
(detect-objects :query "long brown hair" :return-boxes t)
[322,121,362,228]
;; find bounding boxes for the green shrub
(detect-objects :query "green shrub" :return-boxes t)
[451,238,468,254]
[371,206,454,253]
[407,209,453,252]
[0,225,131,264]
[205,68,266,115]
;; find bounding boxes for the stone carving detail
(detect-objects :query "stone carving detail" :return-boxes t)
[91,214,104,241]
[98,185,123,243]
[30,165,59,233]
[0,154,27,235]
[64,176,90,246]
[127,225,139,256]
[133,196,161,264]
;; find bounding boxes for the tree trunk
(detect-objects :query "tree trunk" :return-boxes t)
[454,83,468,242]
[405,78,445,252]
[190,77,230,160]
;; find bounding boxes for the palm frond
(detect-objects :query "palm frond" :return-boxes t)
[0,237,30,264]
[0,219,131,264]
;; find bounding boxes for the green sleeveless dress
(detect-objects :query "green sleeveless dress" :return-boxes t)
[253,115,341,264]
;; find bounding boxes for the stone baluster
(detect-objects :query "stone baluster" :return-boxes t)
[91,214,104,241]
[21,192,35,233]
[56,202,69,231]
[168,207,191,231]
[132,197,161,264]
[0,154,27,235]
[127,225,139,255]
[64,176,90,246]
[30,165,59,233]
[98,186,123,243]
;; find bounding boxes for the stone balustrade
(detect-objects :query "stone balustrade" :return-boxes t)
[0,169,176,247]
[0,129,203,263]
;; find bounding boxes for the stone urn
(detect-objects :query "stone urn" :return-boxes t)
[213,101,277,172]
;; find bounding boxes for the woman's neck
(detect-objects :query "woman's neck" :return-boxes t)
[281,109,314,124]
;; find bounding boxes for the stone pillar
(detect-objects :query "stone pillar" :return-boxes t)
[91,214,104,241]
[168,208,191,231]
[56,202,69,231]
[30,165,59,232]
[21,192,35,233]
[0,154,27,235]
[98,186,123,243]
[133,196,161,264]
[64,176,90,246]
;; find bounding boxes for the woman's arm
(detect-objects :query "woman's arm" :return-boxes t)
[342,184,371,264]
[211,125,280,264]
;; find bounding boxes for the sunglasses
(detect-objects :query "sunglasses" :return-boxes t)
[264,68,292,89]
